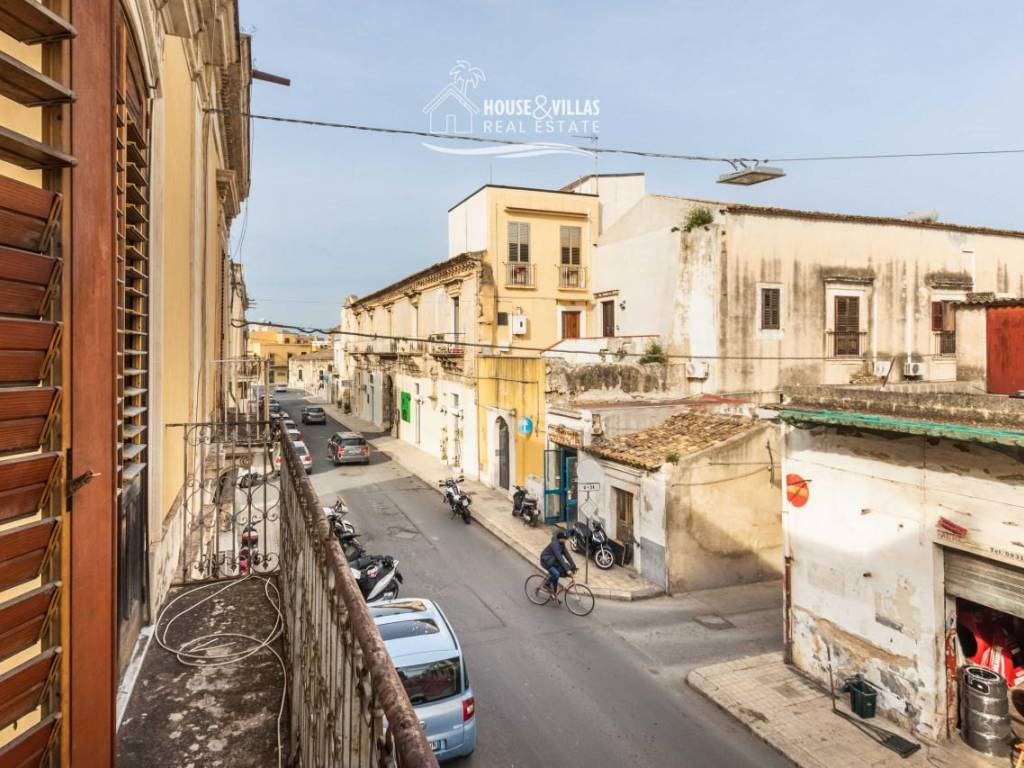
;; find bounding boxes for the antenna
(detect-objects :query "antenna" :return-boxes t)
[573,132,600,193]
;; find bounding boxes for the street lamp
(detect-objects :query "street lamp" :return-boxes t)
[717,164,785,186]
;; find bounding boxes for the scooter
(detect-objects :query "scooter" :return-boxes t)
[512,485,541,527]
[238,524,261,575]
[439,477,472,524]
[323,498,355,536]
[569,516,615,570]
[350,554,403,602]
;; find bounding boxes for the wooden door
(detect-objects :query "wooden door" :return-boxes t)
[602,301,615,337]
[562,311,581,339]
[615,487,634,543]
[497,418,510,490]
[986,306,1024,394]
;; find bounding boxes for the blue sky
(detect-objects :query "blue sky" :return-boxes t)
[236,1,1024,328]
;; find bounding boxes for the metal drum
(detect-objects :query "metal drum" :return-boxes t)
[959,666,1011,757]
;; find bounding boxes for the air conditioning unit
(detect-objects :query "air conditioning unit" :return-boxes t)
[511,315,528,335]
[903,361,926,379]
[685,360,709,380]
[872,360,892,378]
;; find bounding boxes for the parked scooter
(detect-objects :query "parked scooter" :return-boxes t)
[350,554,403,602]
[238,523,261,575]
[323,498,355,536]
[569,516,615,570]
[512,485,541,527]
[439,477,472,524]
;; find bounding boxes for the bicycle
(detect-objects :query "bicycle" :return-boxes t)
[524,572,595,616]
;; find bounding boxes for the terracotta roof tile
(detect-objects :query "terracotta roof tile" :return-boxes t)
[587,410,757,471]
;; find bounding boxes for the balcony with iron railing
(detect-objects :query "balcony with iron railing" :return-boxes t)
[825,330,868,358]
[428,333,465,358]
[504,261,535,288]
[117,421,436,767]
[558,264,586,290]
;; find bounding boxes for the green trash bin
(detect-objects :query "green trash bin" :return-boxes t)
[848,678,877,719]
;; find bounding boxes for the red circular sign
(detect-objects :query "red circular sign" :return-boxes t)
[786,473,810,508]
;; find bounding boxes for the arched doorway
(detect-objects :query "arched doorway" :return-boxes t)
[497,417,510,490]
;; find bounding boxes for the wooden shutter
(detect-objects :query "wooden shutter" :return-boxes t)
[761,288,780,330]
[931,301,944,332]
[0,4,75,761]
[835,296,859,333]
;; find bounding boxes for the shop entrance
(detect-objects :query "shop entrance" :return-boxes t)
[944,548,1024,736]
[543,445,578,524]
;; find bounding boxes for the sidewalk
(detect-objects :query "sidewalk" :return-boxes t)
[318,400,662,600]
[688,652,1004,768]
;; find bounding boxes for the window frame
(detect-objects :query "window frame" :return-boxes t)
[560,225,581,266]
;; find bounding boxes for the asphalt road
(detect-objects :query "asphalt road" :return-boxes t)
[279,393,792,768]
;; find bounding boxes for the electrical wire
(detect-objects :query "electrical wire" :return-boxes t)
[204,108,1024,167]
[154,575,286,768]
[236,319,960,362]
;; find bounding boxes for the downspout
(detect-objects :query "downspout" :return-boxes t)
[781,420,794,664]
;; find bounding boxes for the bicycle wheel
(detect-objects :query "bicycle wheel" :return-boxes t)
[524,574,552,606]
[565,583,595,616]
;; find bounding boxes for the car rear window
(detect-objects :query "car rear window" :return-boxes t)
[378,619,439,641]
[397,657,462,705]
[308,407,324,414]
[370,600,428,618]
[342,437,366,446]
[294,444,309,457]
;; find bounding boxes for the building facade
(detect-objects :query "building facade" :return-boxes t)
[288,349,335,396]
[247,325,318,384]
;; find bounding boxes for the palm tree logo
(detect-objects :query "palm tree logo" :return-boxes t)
[448,60,485,95]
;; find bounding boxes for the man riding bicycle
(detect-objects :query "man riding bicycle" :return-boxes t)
[540,529,577,594]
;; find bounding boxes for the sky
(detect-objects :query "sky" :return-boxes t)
[235,1,1024,329]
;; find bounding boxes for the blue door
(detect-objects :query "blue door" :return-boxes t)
[563,452,578,523]
[543,449,562,523]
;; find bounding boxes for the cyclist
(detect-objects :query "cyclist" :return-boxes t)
[540,529,577,594]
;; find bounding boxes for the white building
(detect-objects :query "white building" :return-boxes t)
[776,384,1024,740]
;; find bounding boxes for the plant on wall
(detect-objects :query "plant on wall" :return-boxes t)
[439,425,448,462]
[639,341,668,364]
[665,450,680,464]
[684,206,714,232]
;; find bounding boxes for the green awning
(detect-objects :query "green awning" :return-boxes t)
[776,408,1024,447]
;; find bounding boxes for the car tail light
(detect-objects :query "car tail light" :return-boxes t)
[363,445,369,454]
[462,697,475,721]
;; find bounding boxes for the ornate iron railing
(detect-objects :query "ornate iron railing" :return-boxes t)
[278,435,437,768]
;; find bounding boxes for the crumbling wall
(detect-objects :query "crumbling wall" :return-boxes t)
[546,358,669,402]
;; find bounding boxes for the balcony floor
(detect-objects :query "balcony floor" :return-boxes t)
[117,576,288,767]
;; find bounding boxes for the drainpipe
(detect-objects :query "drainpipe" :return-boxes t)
[781,421,794,664]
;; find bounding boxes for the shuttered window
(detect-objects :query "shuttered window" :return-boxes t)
[931,300,956,355]
[0,3,75,762]
[760,287,781,330]
[560,226,581,265]
[114,10,150,669]
[508,221,529,263]
[833,296,861,356]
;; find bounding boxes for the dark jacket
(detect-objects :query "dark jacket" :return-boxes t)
[540,533,576,571]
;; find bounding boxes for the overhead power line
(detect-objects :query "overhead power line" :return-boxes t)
[238,319,956,362]
[205,108,1024,166]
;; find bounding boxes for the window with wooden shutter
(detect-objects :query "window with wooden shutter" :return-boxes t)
[833,295,861,356]
[0,3,75,762]
[931,300,956,355]
[760,287,781,330]
[114,9,150,671]
[508,221,529,263]
[559,226,580,265]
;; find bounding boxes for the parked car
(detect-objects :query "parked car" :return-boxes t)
[286,427,302,443]
[301,405,327,425]
[275,440,312,474]
[327,431,370,465]
[274,383,287,393]
[370,599,475,761]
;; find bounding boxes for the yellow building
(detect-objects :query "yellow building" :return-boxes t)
[247,326,319,384]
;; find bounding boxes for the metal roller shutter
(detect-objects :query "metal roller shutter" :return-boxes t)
[944,548,1024,619]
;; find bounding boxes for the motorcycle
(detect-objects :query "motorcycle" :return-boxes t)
[512,485,541,527]
[238,523,262,575]
[439,476,472,524]
[569,516,615,570]
[324,498,355,536]
[350,554,403,602]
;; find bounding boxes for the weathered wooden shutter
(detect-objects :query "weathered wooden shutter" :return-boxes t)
[761,288,780,330]
[0,2,75,763]
[835,296,859,333]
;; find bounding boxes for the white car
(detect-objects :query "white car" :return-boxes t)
[273,440,313,474]
[274,383,287,393]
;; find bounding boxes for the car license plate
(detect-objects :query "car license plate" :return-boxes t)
[430,739,446,752]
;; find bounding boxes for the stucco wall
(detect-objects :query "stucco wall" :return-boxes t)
[665,423,782,591]
[783,423,1024,737]
[954,305,988,383]
[476,356,545,491]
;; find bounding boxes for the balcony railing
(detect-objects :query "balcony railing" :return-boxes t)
[504,261,535,287]
[558,264,586,289]
[933,331,956,356]
[825,330,867,358]
[428,333,465,358]
[372,337,397,356]
[279,436,437,767]
[398,338,426,355]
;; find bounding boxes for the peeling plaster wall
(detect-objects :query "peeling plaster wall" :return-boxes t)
[783,423,1024,738]
[546,359,670,402]
[664,423,782,591]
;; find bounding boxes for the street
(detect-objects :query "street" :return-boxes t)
[279,392,791,768]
